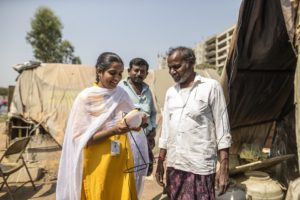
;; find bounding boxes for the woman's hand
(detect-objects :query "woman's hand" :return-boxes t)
[87,119,133,145]
[113,120,131,135]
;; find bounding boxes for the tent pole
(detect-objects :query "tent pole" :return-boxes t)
[295,0,300,173]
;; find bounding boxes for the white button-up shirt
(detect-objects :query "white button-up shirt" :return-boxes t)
[158,74,231,175]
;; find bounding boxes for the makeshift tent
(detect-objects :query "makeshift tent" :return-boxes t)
[9,63,95,144]
[9,63,219,146]
[221,0,299,186]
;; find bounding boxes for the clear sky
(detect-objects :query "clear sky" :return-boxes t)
[0,0,241,87]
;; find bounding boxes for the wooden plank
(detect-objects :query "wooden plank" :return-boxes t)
[229,154,295,175]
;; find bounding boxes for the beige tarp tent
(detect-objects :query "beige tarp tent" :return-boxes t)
[9,63,219,146]
[10,64,95,144]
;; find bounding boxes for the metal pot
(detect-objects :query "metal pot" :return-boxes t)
[216,184,247,200]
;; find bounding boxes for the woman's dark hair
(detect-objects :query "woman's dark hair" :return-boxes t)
[129,58,149,71]
[167,46,196,65]
[95,52,123,83]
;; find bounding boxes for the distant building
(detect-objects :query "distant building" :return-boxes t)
[157,53,168,69]
[202,26,235,72]
[215,26,235,71]
[157,25,235,72]
[194,43,206,66]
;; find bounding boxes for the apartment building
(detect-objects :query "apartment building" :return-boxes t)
[215,26,235,70]
[157,53,168,69]
[202,26,235,72]
[194,43,206,66]
[158,25,235,72]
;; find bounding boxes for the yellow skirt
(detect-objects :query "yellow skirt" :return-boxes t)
[81,134,137,200]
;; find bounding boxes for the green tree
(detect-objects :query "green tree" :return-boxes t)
[59,40,81,64]
[26,6,81,64]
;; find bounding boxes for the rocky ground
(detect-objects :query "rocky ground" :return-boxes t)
[0,121,167,200]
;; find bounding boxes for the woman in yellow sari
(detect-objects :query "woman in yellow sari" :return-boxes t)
[56,52,147,200]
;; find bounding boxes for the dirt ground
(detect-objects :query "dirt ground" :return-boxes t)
[0,122,167,200]
[0,171,166,200]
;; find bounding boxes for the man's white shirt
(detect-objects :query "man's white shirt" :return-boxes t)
[158,74,232,175]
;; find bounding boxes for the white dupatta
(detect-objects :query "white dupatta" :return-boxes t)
[56,86,136,200]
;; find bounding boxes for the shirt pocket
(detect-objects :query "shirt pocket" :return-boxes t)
[185,96,210,125]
